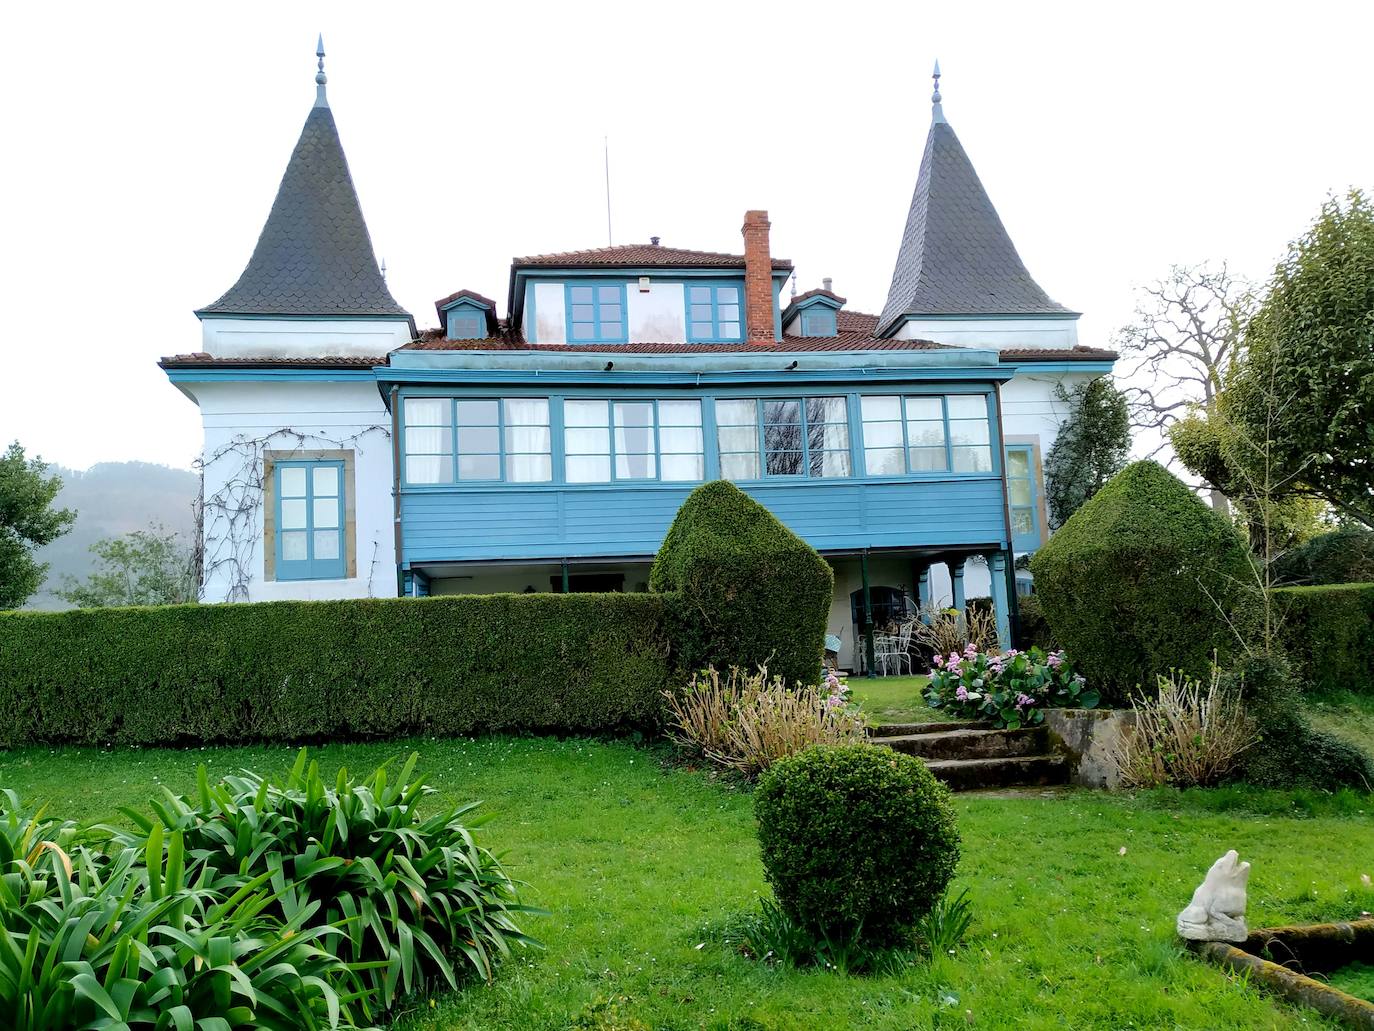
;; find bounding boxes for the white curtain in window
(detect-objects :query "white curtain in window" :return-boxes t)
[503,399,551,482]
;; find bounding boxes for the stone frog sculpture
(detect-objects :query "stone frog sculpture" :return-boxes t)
[1177,850,1251,942]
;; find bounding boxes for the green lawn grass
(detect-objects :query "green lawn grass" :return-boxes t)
[4,738,1371,1029]
[848,674,948,725]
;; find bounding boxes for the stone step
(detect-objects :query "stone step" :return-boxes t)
[878,726,1051,761]
[867,720,981,738]
[923,754,1069,792]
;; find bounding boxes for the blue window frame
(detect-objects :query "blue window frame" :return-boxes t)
[566,284,627,343]
[274,460,346,581]
[859,394,994,476]
[715,396,851,480]
[562,398,704,483]
[685,284,744,342]
[1005,444,1043,550]
[446,307,486,339]
[402,397,551,484]
[799,308,837,337]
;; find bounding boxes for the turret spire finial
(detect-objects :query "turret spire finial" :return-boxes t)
[931,59,945,124]
[314,34,329,108]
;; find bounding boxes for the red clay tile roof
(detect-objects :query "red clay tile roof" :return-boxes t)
[836,310,879,334]
[159,353,384,368]
[789,287,848,306]
[512,243,792,270]
[434,288,496,310]
[998,346,1118,361]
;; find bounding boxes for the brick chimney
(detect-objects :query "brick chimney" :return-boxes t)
[741,210,775,342]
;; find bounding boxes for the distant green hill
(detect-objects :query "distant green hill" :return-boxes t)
[27,461,199,609]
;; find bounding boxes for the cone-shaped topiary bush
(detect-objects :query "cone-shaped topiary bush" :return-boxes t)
[651,480,833,689]
[754,745,960,945]
[1029,460,1256,703]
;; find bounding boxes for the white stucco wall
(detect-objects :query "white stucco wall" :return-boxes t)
[892,316,1079,349]
[200,317,413,357]
[189,380,396,602]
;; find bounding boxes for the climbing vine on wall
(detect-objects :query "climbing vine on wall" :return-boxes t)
[195,426,389,603]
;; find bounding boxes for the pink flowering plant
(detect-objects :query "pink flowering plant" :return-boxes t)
[924,644,1098,729]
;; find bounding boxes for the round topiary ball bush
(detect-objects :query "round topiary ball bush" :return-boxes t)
[754,744,960,945]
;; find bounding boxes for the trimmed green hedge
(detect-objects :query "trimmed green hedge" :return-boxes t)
[0,594,672,747]
[1271,529,1374,586]
[1275,582,1374,695]
[1030,460,1256,704]
[651,481,833,689]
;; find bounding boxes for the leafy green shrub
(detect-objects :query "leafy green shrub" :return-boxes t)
[925,646,1097,728]
[0,592,671,747]
[1015,594,1056,650]
[1029,461,1256,704]
[754,745,959,945]
[663,667,866,777]
[1226,653,1374,790]
[1275,583,1374,694]
[1271,529,1374,586]
[0,806,365,1028]
[651,481,833,690]
[108,749,539,1011]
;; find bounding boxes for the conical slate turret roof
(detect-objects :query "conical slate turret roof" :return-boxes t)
[875,71,1072,337]
[197,59,410,321]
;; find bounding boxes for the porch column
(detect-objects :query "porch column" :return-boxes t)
[949,558,966,616]
[910,559,931,622]
[561,560,570,594]
[861,551,876,678]
[988,551,1012,651]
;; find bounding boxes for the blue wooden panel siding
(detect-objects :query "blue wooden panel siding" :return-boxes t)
[684,284,744,342]
[566,284,627,343]
[401,478,1009,564]
[1004,444,1043,550]
[274,460,346,581]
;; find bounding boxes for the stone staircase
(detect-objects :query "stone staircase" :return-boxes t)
[868,720,1069,791]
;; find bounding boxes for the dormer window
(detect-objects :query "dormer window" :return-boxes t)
[782,287,846,339]
[448,311,484,339]
[436,290,497,341]
[799,308,837,337]
[567,284,627,343]
[685,285,743,342]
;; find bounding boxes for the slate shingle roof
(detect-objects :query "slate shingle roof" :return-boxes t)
[513,243,792,270]
[197,104,411,320]
[876,118,1072,336]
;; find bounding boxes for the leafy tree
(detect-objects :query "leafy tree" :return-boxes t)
[0,441,75,609]
[57,524,198,607]
[1043,377,1131,529]
[1224,189,1374,528]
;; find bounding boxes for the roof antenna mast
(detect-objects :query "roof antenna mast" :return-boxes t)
[314,34,328,108]
[603,136,613,246]
[931,59,944,124]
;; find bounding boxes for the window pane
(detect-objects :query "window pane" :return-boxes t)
[718,304,740,322]
[659,399,701,426]
[718,321,740,338]
[406,427,448,454]
[404,398,447,425]
[661,454,704,481]
[312,465,338,496]
[864,421,903,448]
[406,455,450,483]
[766,450,804,476]
[571,322,595,340]
[616,453,656,479]
[906,420,946,447]
[508,454,552,482]
[565,427,610,454]
[660,425,703,453]
[717,287,739,303]
[1012,508,1036,535]
[571,304,595,321]
[313,497,339,529]
[565,399,608,427]
[691,304,713,321]
[949,420,990,446]
[716,399,757,425]
[764,399,801,424]
[505,398,549,425]
[946,395,987,419]
[909,446,948,471]
[1010,479,1033,505]
[600,321,621,338]
[458,426,500,454]
[570,286,593,303]
[811,450,851,477]
[691,322,714,338]
[1007,450,1031,477]
[865,447,904,475]
[614,402,654,427]
[808,420,849,453]
[598,286,620,302]
[721,452,759,480]
[764,422,803,453]
[281,531,307,561]
[690,286,711,302]
[566,455,611,483]
[807,396,847,424]
[314,530,340,561]
[458,454,500,479]
[717,426,757,452]
[280,499,307,530]
[861,395,901,422]
[904,396,942,421]
[614,425,655,454]
[952,445,993,472]
[279,467,307,497]
[506,426,551,453]
[456,400,499,425]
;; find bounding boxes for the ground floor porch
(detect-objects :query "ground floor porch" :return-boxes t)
[407,546,1022,674]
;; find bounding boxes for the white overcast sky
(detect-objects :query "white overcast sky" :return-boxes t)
[2,0,1371,472]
